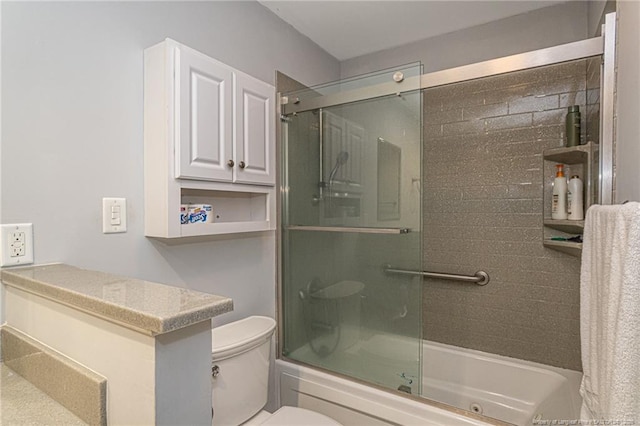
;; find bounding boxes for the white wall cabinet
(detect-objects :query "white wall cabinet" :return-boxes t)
[144,38,276,238]
[173,40,275,185]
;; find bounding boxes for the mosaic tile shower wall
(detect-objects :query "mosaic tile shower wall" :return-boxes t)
[422,58,600,370]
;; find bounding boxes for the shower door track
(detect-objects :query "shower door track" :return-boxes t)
[282,35,604,116]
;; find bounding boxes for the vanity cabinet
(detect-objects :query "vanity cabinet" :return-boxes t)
[144,38,275,238]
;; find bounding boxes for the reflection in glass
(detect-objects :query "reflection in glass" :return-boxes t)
[281,64,423,395]
[377,138,401,221]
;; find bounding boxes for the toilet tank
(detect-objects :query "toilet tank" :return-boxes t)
[212,316,276,426]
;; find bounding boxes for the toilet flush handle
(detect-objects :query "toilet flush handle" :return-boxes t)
[212,365,220,378]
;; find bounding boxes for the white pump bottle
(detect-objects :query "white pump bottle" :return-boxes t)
[568,175,584,220]
[552,164,568,220]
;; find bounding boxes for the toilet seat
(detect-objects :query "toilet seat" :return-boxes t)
[259,406,341,425]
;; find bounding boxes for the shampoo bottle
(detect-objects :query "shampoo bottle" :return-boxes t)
[567,175,584,220]
[565,106,581,147]
[552,164,568,220]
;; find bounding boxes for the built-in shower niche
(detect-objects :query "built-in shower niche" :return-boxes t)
[542,142,597,256]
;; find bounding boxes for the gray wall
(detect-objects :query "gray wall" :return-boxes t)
[340,2,589,78]
[0,1,338,334]
[614,1,640,203]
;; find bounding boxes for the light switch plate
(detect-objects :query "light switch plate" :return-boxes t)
[103,198,127,233]
[0,223,34,267]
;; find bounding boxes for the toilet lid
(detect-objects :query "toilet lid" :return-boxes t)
[212,316,276,361]
[260,407,342,425]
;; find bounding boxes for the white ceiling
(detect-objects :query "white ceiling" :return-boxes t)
[260,1,568,61]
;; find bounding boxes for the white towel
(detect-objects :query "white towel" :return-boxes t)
[580,202,640,422]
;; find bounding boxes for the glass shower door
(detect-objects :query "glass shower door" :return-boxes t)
[280,65,423,395]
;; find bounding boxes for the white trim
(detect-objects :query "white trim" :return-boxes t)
[600,12,617,205]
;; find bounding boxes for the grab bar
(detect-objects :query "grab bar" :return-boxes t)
[383,265,490,286]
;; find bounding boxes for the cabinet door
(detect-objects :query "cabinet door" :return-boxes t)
[175,45,233,182]
[234,73,275,185]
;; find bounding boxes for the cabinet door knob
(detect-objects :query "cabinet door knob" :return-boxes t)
[239,161,246,169]
[227,159,235,168]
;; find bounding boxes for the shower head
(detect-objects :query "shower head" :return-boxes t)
[335,151,349,166]
[328,151,349,184]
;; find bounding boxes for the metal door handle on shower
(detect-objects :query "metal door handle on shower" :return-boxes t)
[383,265,490,286]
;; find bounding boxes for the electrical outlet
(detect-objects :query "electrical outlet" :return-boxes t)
[10,231,26,257]
[1,224,34,267]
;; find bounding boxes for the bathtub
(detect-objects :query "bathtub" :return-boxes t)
[278,336,582,425]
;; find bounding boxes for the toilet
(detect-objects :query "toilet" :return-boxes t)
[211,316,342,425]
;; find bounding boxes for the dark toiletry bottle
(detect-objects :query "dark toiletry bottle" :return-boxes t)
[565,105,581,147]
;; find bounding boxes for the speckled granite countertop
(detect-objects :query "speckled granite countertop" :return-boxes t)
[1,363,86,425]
[1,264,233,336]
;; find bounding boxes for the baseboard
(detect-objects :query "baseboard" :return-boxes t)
[1,326,107,425]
